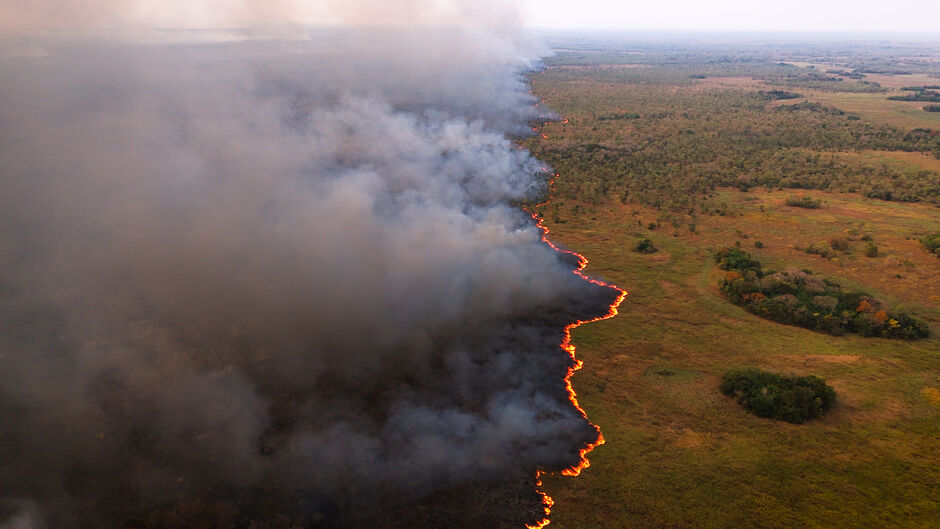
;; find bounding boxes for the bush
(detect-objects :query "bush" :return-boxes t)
[922,233,940,257]
[714,247,762,273]
[720,368,836,424]
[865,241,879,257]
[804,241,832,258]
[634,238,658,254]
[829,237,849,251]
[785,195,823,209]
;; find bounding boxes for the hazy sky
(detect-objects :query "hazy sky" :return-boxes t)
[522,0,940,34]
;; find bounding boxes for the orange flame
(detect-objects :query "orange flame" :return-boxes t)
[523,161,627,528]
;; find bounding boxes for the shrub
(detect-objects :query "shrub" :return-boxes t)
[720,368,836,424]
[805,241,832,258]
[714,247,762,273]
[634,238,658,254]
[829,237,849,251]
[922,233,940,257]
[785,195,823,209]
[865,241,879,257]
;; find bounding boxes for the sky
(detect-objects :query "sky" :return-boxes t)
[522,0,940,34]
[2,1,938,36]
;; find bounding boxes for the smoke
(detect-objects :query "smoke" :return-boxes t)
[0,2,616,528]
[0,0,523,35]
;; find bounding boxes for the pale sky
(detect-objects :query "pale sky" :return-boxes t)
[522,0,940,34]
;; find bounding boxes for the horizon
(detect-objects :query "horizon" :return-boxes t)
[522,0,940,36]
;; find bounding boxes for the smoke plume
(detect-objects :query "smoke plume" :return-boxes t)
[0,2,617,527]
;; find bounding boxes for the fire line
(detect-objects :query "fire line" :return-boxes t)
[522,124,628,528]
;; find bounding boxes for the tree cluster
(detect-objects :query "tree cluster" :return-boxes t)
[888,90,940,102]
[715,248,930,339]
[785,195,823,208]
[720,368,836,424]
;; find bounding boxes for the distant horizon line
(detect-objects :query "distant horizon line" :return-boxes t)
[529,27,940,41]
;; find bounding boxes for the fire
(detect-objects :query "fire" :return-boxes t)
[523,145,628,528]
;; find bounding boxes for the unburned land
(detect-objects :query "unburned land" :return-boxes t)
[526,37,940,529]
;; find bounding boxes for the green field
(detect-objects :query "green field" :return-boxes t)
[527,39,940,529]
[794,90,940,129]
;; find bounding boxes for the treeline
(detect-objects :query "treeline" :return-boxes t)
[758,90,802,100]
[761,73,884,93]
[597,112,640,121]
[888,90,940,102]
[774,101,850,116]
[715,247,930,339]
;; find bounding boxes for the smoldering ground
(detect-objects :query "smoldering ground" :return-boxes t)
[0,5,619,529]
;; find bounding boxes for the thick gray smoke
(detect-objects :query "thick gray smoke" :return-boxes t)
[0,6,618,529]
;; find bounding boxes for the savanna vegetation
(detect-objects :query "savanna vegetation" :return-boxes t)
[524,36,940,529]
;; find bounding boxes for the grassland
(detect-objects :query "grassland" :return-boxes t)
[527,39,940,529]
[788,89,940,129]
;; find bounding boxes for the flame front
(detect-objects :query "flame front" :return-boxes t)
[523,156,628,528]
